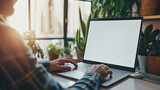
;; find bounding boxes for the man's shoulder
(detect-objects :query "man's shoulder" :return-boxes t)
[0,22,22,39]
[0,22,14,30]
[0,22,29,56]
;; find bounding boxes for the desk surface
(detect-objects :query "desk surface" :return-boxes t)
[52,74,160,90]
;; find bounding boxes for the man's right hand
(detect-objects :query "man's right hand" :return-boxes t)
[86,64,112,79]
[50,58,78,71]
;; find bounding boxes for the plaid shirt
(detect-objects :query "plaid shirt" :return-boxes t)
[0,15,102,90]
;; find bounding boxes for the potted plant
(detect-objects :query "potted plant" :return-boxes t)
[147,31,160,76]
[138,24,160,73]
[74,29,85,62]
[92,0,140,18]
[47,43,61,61]
[24,31,44,59]
[73,8,91,62]
[63,42,73,58]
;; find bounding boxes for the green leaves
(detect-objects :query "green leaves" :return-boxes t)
[74,8,91,52]
[92,0,140,18]
[63,42,72,55]
[24,31,44,59]
[139,24,160,56]
[139,24,153,55]
[47,43,61,55]
[144,24,153,40]
[85,13,91,41]
[79,8,86,39]
[76,29,81,48]
[102,2,109,17]
[149,29,160,42]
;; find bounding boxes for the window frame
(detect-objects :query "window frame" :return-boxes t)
[28,0,91,47]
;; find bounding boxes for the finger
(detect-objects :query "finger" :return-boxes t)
[106,65,109,69]
[92,65,97,67]
[58,66,71,71]
[90,65,96,69]
[103,65,109,70]
[60,59,78,68]
[101,64,105,68]
[60,58,75,62]
[68,58,77,64]
[64,58,76,63]
[64,57,73,60]
[106,70,113,75]
[102,70,112,78]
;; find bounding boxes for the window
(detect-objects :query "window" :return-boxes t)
[31,0,64,38]
[67,0,91,37]
[7,0,91,59]
[7,0,29,35]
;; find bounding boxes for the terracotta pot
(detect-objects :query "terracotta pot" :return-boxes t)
[48,52,59,61]
[76,51,84,62]
[140,0,160,16]
[148,56,160,76]
[64,55,72,58]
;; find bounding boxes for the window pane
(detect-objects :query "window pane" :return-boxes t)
[31,0,64,38]
[35,40,64,60]
[67,0,91,37]
[7,0,29,35]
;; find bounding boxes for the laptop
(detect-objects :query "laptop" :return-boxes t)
[56,17,143,87]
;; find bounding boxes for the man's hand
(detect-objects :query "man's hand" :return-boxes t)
[50,58,78,71]
[86,64,112,79]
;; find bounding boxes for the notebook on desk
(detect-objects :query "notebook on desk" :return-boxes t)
[56,17,143,87]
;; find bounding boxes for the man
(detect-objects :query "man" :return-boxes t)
[0,0,112,90]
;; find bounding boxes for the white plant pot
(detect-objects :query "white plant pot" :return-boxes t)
[138,55,148,72]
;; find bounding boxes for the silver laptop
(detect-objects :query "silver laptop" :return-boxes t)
[56,17,143,87]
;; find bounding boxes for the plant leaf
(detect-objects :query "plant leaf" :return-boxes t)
[79,8,86,39]
[102,2,109,17]
[144,24,153,39]
[76,29,80,50]
[149,29,160,42]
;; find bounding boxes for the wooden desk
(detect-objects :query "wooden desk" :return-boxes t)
[52,74,160,90]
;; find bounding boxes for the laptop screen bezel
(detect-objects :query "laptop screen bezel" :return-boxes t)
[82,17,143,72]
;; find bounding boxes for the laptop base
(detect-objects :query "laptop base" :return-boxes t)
[56,62,133,87]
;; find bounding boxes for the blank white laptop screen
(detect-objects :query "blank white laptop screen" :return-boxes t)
[84,19,142,68]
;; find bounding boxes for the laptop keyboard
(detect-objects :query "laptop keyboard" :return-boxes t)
[77,63,92,72]
[65,62,131,78]
[65,62,91,71]
[77,63,127,75]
